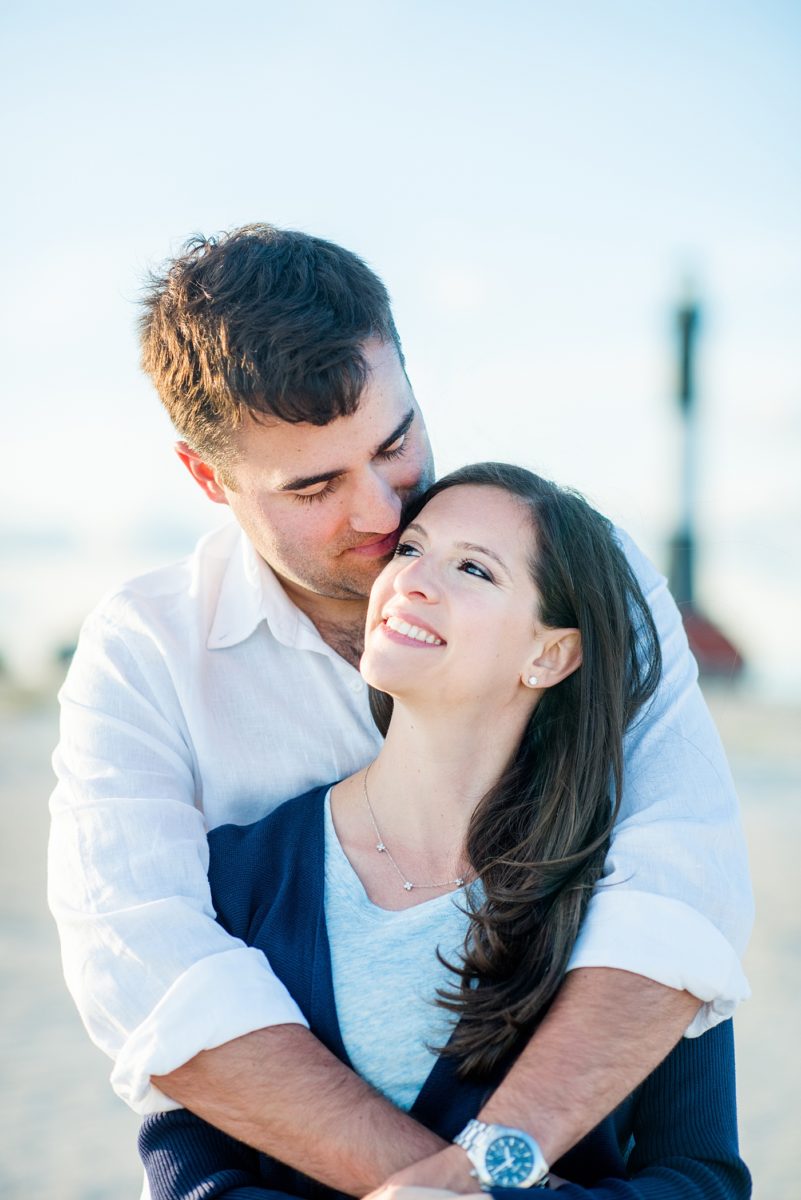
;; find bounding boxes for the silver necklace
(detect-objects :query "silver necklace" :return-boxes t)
[362,763,467,892]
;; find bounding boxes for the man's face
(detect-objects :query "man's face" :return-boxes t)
[201,339,435,603]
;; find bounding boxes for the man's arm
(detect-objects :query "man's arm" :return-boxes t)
[154,1026,444,1194]
[144,1039,443,1199]
[50,600,439,1190]
[50,604,305,1109]
[563,531,752,1020]
[52,604,475,1195]
[384,970,700,1192]
[372,1019,749,1200]
[478,970,699,1160]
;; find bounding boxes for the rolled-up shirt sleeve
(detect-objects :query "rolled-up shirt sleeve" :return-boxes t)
[48,607,308,1115]
[567,531,753,1034]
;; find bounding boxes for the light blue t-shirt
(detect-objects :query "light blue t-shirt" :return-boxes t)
[323,790,479,1111]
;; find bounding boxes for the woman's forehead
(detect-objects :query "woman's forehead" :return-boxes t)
[413,485,533,556]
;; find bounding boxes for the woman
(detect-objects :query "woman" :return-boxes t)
[140,463,750,1198]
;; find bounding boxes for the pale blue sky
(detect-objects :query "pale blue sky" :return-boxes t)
[2,1,799,692]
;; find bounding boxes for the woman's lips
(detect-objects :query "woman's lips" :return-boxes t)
[347,530,400,558]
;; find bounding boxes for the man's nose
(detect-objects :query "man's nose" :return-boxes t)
[349,468,403,534]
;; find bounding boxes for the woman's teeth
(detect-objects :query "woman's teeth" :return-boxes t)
[385,615,443,645]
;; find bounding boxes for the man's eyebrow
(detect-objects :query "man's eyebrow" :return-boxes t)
[277,408,415,493]
[403,523,511,574]
[277,466,344,493]
[375,408,414,455]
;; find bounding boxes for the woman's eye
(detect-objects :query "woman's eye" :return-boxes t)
[459,558,493,582]
[394,541,421,558]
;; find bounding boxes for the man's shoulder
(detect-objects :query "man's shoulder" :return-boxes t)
[80,522,242,644]
[611,524,665,591]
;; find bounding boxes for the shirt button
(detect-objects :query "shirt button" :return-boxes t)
[350,679,364,693]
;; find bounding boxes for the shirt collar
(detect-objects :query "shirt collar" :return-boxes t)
[207,527,315,651]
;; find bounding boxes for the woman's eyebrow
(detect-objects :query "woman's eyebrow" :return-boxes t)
[458,542,511,573]
[403,522,428,539]
[404,524,510,574]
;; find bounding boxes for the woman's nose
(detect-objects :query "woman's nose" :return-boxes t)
[393,555,438,601]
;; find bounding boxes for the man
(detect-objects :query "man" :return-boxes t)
[49,224,752,1196]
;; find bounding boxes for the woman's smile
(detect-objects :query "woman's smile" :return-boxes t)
[381,613,446,646]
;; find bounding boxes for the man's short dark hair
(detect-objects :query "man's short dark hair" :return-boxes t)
[139,223,404,467]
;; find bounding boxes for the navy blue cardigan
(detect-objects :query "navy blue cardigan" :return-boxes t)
[139,786,750,1199]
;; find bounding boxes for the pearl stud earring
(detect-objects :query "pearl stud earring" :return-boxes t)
[527,675,539,687]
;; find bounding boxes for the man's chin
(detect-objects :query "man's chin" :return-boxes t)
[283,565,382,605]
[325,564,388,602]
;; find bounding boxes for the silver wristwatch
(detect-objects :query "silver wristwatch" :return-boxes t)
[454,1119,549,1190]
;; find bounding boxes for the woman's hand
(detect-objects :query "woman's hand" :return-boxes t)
[362,1145,569,1198]
[365,1144,476,1195]
[363,1188,482,1200]
[363,1184,566,1199]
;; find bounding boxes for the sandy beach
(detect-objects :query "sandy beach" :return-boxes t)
[0,687,798,1199]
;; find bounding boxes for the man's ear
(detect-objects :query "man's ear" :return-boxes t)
[523,629,582,690]
[174,442,230,506]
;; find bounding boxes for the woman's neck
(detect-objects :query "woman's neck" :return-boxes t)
[330,696,534,910]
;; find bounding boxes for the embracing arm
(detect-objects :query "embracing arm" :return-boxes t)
[383,1026,749,1200]
[48,606,308,1110]
[50,603,440,1188]
[155,1026,443,1191]
[507,1020,749,1198]
[386,970,699,1192]
[566,530,753,1012]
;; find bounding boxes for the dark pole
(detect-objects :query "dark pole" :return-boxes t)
[666,289,744,678]
[669,294,700,607]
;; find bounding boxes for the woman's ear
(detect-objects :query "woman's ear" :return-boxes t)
[174,442,230,505]
[522,629,582,689]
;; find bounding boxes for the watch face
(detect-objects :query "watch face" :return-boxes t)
[485,1134,536,1186]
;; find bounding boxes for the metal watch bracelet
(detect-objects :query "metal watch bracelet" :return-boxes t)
[453,1119,550,1190]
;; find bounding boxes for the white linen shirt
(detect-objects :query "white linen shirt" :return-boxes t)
[48,520,753,1115]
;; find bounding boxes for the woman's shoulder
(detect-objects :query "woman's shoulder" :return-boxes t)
[207,783,331,936]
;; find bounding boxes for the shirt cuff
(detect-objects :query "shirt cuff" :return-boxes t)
[566,888,751,1037]
[110,947,309,1114]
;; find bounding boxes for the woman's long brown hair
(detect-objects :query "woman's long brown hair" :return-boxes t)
[369,463,662,1079]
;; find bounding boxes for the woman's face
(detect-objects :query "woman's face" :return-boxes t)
[361,484,545,709]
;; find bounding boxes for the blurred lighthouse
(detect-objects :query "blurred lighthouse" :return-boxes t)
[668,289,744,678]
